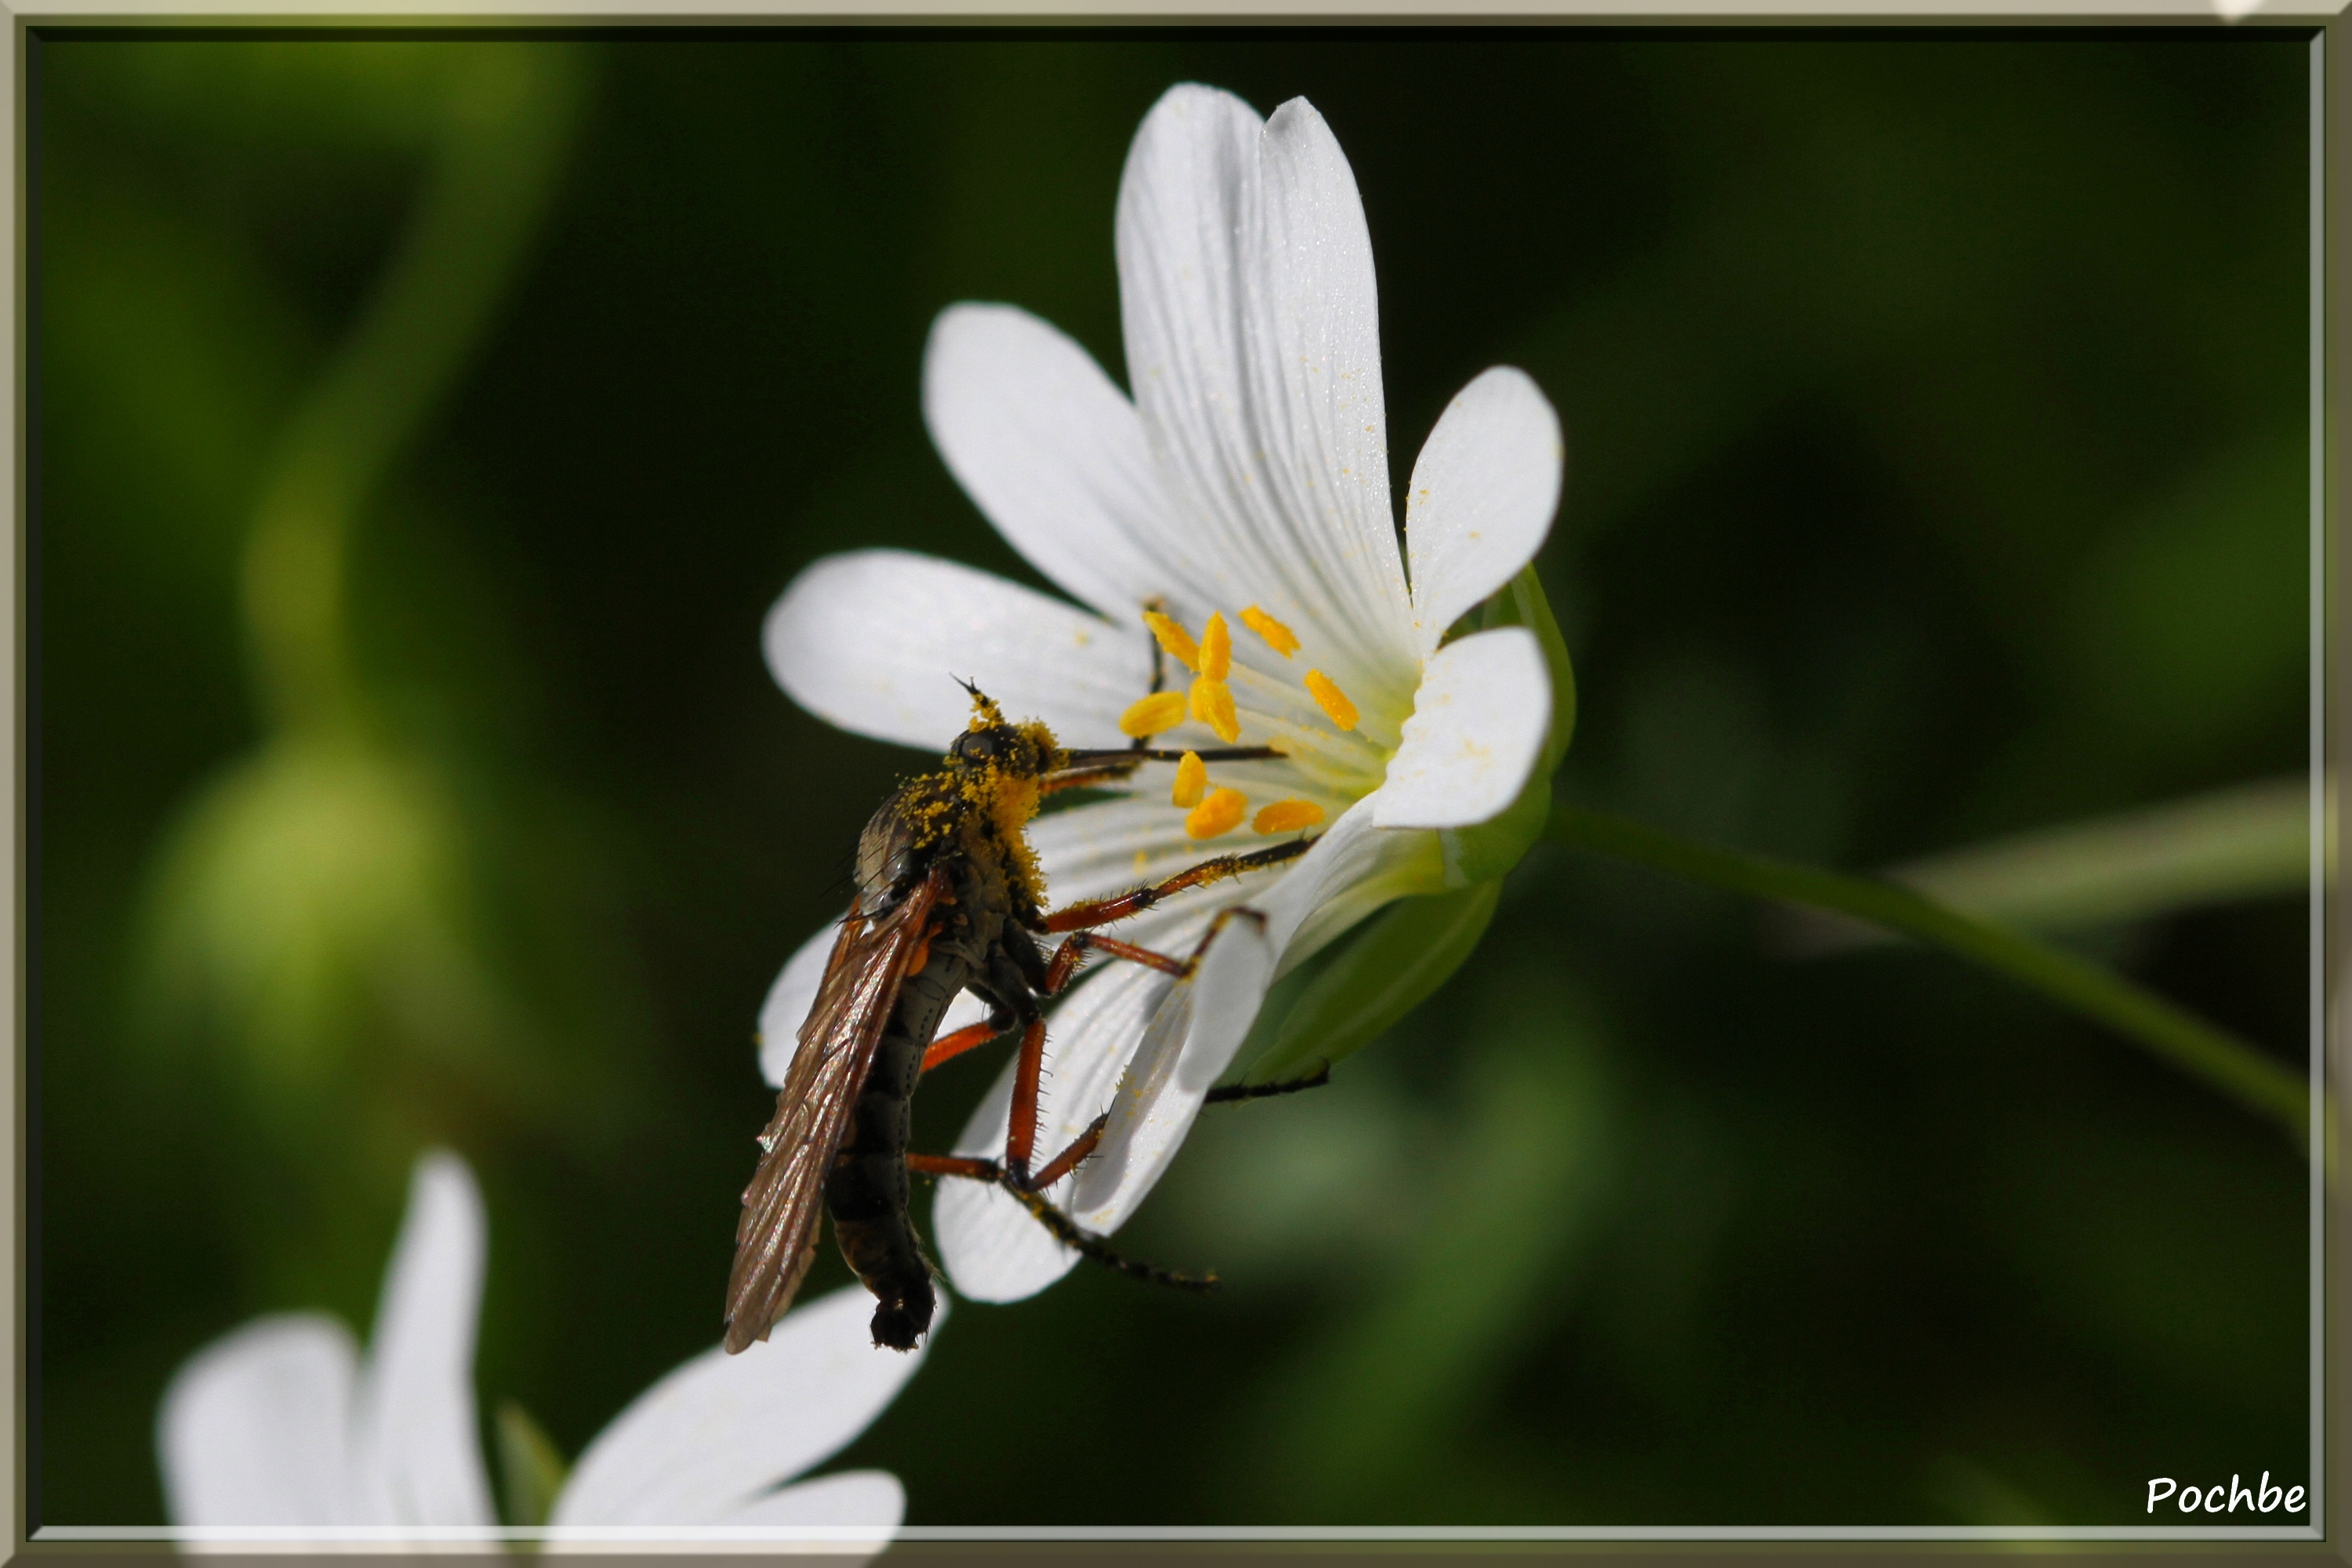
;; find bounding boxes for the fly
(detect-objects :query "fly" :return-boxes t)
[724,684,1315,1354]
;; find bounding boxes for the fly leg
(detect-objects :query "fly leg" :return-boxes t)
[1204,1064,1332,1103]
[906,1151,1217,1293]
[1041,838,1312,934]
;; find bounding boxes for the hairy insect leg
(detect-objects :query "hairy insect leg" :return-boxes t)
[1043,838,1312,935]
[906,1146,1216,1294]
[1040,902,1272,999]
[1204,1064,1332,1103]
[920,1021,1001,1074]
[1004,1016,1050,1185]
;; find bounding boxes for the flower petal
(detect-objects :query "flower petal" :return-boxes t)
[349,1151,496,1528]
[702,1470,906,1534]
[1403,368,1563,653]
[764,550,1149,753]
[158,1314,361,1526]
[1065,906,1275,1227]
[1115,85,1416,704]
[550,1287,939,1527]
[924,303,1205,623]
[1064,796,1407,1224]
[758,916,986,1090]
[933,959,1178,1302]
[1370,627,1551,830]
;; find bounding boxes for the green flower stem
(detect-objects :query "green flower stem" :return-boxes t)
[1544,803,2314,1151]
[242,49,586,732]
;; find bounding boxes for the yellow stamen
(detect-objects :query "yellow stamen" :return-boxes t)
[1171,750,1207,809]
[1304,670,1359,732]
[1253,799,1325,834]
[1189,677,1240,743]
[1240,605,1298,658]
[1186,787,1247,840]
[1119,690,1187,739]
[1143,611,1200,673]
[1200,612,1232,681]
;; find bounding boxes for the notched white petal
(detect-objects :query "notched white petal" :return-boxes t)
[924,304,1197,623]
[1404,367,1563,652]
[551,1287,937,1528]
[1373,628,1550,830]
[764,551,1148,753]
[158,1314,361,1527]
[350,1151,495,1528]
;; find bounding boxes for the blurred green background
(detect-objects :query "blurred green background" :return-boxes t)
[35,31,2315,1529]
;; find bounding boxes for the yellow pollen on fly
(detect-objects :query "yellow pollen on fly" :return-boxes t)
[1189,678,1241,744]
[1254,799,1324,834]
[1143,611,1201,673]
[1120,691,1187,738]
[1304,670,1359,732]
[1186,787,1247,840]
[1199,612,1232,681]
[1239,605,1298,657]
[1171,750,1207,808]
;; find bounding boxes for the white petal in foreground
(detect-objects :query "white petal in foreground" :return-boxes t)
[933,958,1177,1302]
[1403,367,1563,652]
[551,1286,938,1528]
[923,303,1195,625]
[158,1315,361,1527]
[764,550,1148,753]
[1067,907,1275,1227]
[1240,99,1417,682]
[1371,628,1552,830]
[347,1151,496,1528]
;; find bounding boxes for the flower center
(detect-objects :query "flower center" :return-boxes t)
[1116,601,1382,840]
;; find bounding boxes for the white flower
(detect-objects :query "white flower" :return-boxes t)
[158,1151,931,1554]
[760,84,1563,1305]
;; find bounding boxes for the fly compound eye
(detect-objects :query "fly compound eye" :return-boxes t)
[953,729,1001,764]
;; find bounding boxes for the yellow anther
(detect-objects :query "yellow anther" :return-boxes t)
[1304,670,1359,732]
[1171,750,1207,809]
[1186,787,1247,840]
[1240,605,1298,658]
[1143,611,1200,673]
[1189,677,1240,744]
[1120,690,1187,739]
[1253,799,1325,834]
[1200,612,1232,681]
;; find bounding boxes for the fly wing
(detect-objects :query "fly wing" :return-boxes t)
[724,868,942,1353]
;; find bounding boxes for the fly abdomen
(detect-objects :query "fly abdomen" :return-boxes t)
[825,948,965,1351]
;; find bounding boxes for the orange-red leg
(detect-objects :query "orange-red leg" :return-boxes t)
[1043,837,1311,934]
[1027,1114,1108,1190]
[1004,1017,1050,1185]
[920,1021,1000,1074]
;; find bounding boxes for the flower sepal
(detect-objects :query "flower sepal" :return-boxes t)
[1222,878,1503,1089]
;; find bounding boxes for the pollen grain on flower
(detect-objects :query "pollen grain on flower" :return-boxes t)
[1199,612,1232,681]
[1144,610,1202,673]
[1185,787,1248,840]
[1239,605,1298,656]
[1253,799,1324,834]
[1171,750,1208,808]
[1304,670,1360,732]
[1120,691,1188,738]
[1189,677,1242,743]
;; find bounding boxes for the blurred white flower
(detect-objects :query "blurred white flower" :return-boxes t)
[760,83,1563,1307]
[158,1151,931,1553]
